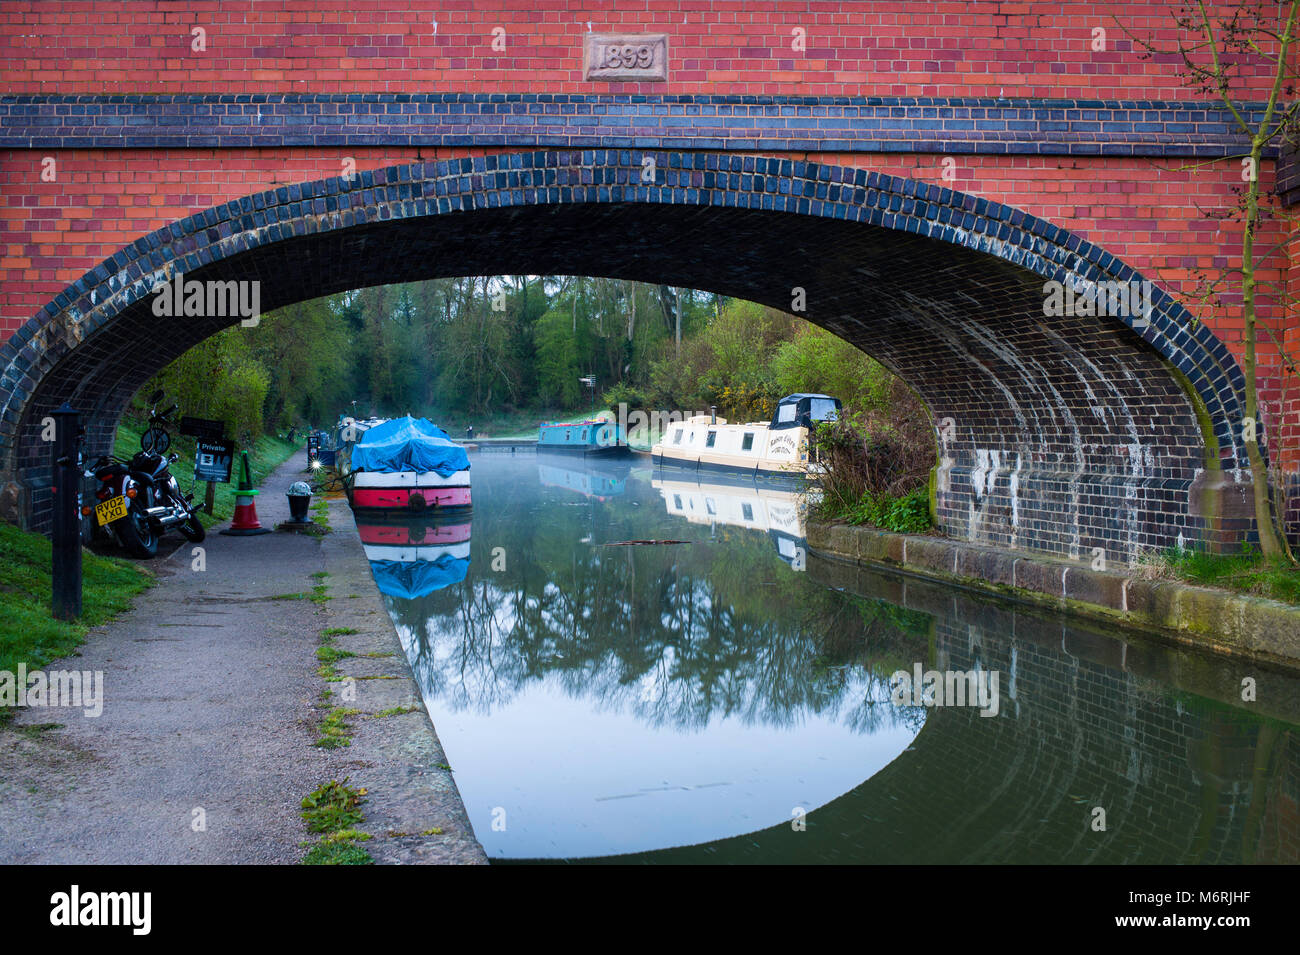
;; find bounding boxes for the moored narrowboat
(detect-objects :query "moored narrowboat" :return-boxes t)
[339,415,472,513]
[651,393,842,477]
[537,417,630,456]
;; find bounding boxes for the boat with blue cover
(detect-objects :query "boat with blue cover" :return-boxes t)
[337,415,472,513]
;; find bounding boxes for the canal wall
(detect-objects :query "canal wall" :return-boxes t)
[806,522,1300,664]
[314,486,488,864]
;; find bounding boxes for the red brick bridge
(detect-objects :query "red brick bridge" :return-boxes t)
[1,1,1296,563]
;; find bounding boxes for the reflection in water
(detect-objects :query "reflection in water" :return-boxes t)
[537,454,628,501]
[653,472,807,570]
[361,455,1300,864]
[357,517,471,598]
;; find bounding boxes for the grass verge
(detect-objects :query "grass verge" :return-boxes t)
[0,522,153,722]
[1140,545,1300,605]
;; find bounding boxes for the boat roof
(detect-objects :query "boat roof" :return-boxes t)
[777,393,838,402]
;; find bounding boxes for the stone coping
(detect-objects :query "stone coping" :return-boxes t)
[806,521,1300,663]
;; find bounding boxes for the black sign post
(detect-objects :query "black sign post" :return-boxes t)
[180,416,226,442]
[182,418,228,513]
[50,403,82,621]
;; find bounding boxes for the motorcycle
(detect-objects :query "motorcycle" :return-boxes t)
[83,390,206,558]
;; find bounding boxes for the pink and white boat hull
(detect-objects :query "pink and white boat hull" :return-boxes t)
[350,485,471,511]
[348,468,472,512]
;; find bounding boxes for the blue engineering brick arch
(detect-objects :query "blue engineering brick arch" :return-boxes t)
[0,150,1256,560]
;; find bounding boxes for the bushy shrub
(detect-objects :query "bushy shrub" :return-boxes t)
[601,380,649,415]
[813,403,935,532]
[880,488,932,533]
[841,488,932,533]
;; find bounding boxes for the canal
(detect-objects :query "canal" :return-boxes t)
[355,452,1300,864]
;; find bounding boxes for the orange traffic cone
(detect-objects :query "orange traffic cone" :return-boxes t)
[220,451,271,536]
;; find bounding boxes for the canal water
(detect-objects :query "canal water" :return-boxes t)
[356,452,1300,864]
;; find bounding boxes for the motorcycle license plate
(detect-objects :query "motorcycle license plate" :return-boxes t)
[95,495,128,525]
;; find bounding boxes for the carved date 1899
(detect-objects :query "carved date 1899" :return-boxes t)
[584,33,668,82]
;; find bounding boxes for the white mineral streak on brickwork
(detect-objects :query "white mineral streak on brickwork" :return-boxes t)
[906,294,1035,544]
[1008,453,1023,547]
[952,312,1084,555]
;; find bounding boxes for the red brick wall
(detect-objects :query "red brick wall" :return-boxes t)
[0,0,1279,99]
[1,0,1295,478]
[3,147,1286,401]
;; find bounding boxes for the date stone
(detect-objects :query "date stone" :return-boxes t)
[583,33,668,82]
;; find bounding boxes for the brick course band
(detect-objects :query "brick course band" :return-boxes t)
[0,149,1253,559]
[0,94,1263,156]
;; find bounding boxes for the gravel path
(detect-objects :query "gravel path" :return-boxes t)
[0,449,485,865]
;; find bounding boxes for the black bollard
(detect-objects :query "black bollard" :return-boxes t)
[50,403,82,621]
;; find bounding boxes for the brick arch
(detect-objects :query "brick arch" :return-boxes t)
[0,150,1252,558]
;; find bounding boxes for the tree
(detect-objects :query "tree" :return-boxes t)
[146,328,270,446]
[1124,1,1299,559]
[534,310,582,407]
[248,296,354,428]
[771,324,896,412]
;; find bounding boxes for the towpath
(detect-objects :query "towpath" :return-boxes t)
[0,449,485,864]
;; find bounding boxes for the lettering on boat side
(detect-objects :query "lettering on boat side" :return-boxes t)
[768,434,797,456]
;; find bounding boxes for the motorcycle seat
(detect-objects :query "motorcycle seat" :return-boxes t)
[131,452,167,477]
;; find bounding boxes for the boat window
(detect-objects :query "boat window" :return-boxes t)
[776,402,797,424]
[581,429,588,441]
[673,495,682,509]
[809,398,839,421]
[742,432,754,451]
[673,428,683,445]
[705,431,716,448]
[742,502,754,521]
[705,498,716,515]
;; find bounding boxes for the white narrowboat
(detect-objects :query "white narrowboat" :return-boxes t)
[650,393,842,478]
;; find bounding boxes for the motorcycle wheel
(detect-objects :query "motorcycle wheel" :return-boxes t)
[115,500,159,558]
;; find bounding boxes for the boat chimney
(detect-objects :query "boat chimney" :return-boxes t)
[710,405,717,425]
